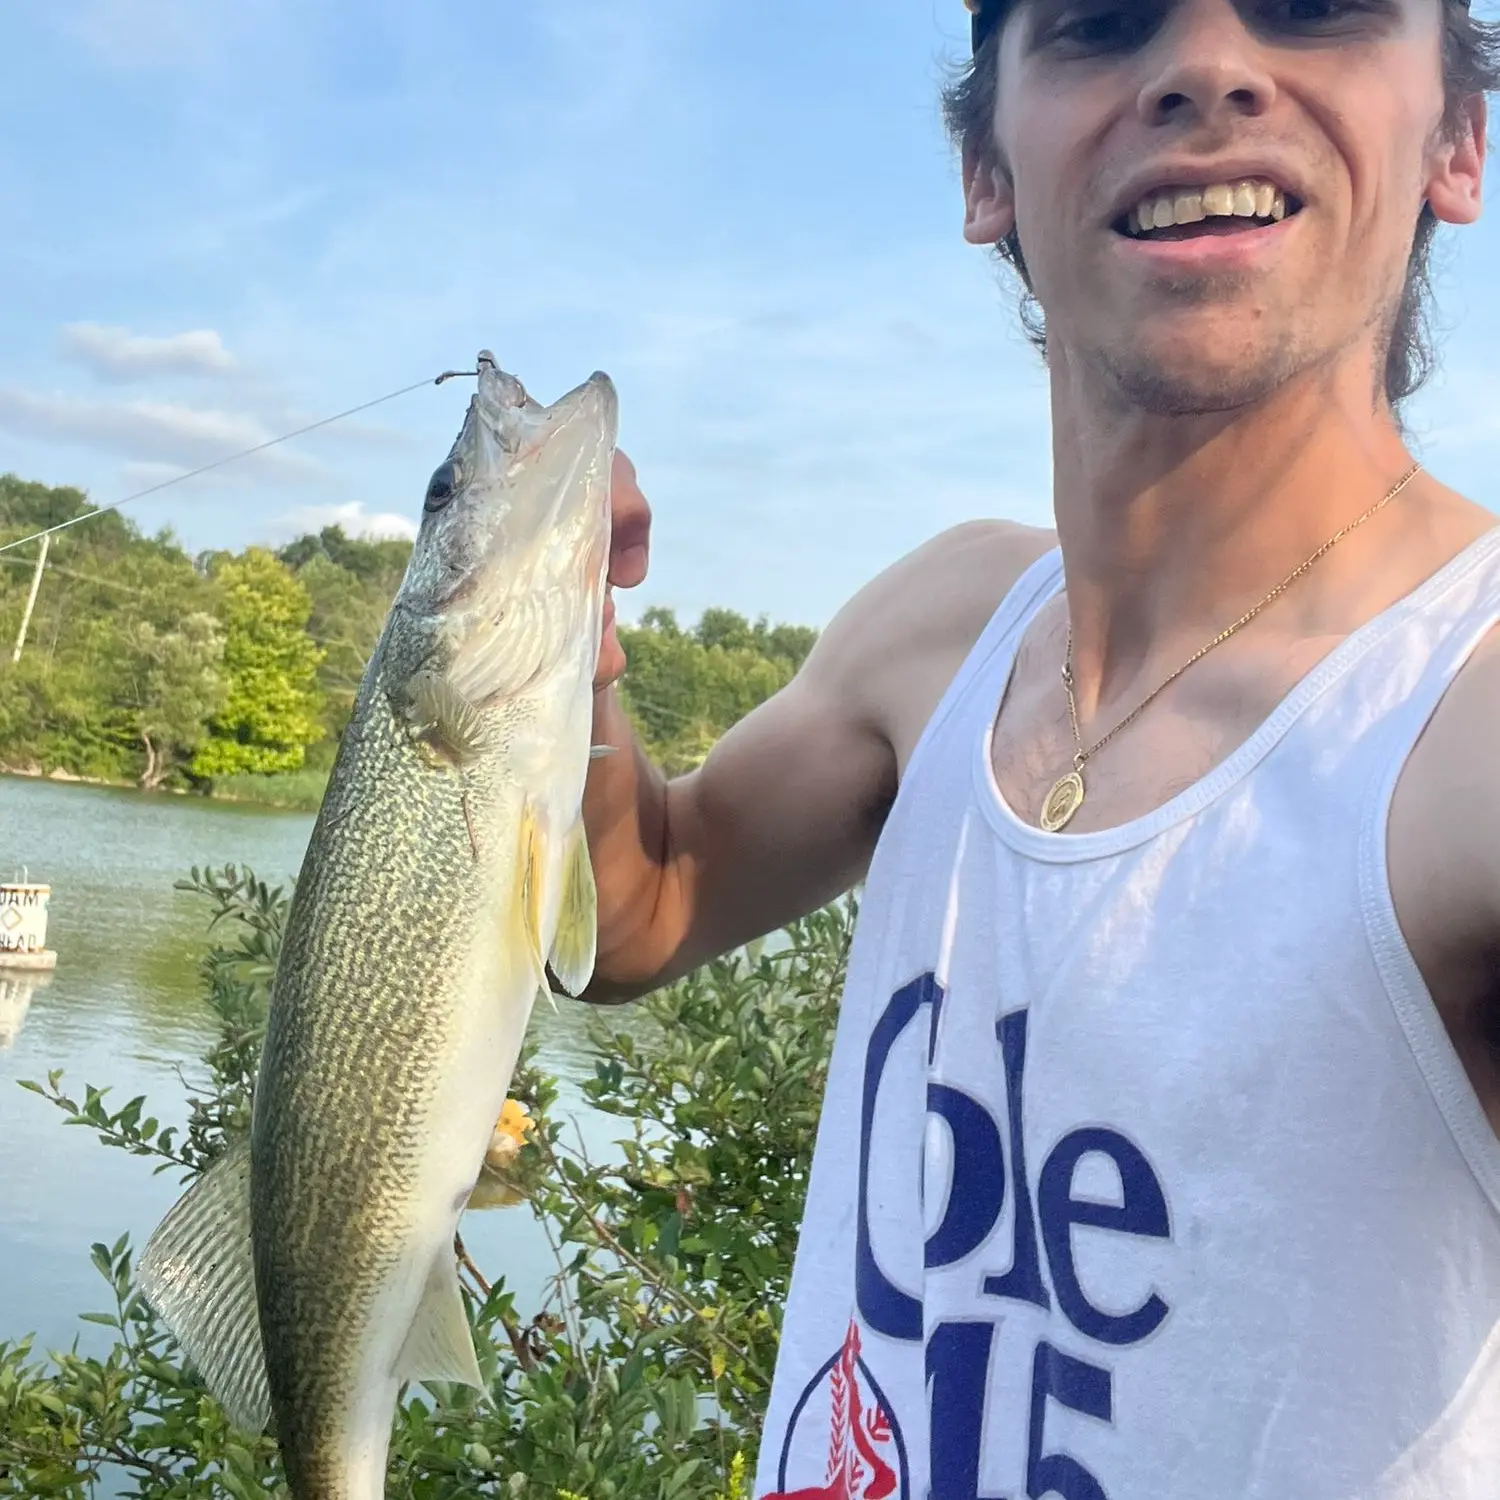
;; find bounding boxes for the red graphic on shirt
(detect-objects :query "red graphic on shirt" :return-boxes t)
[764,1322,898,1500]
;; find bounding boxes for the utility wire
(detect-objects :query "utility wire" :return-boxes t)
[0,555,149,596]
[0,368,477,560]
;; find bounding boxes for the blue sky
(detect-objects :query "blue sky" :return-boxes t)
[2,0,1497,628]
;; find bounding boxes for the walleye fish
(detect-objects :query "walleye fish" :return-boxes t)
[140,353,617,1500]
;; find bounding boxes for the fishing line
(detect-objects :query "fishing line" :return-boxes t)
[0,367,479,559]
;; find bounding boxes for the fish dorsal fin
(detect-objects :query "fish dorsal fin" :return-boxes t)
[518,798,549,988]
[394,1251,485,1390]
[546,820,597,998]
[138,1136,272,1433]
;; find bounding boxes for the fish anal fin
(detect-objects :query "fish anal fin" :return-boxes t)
[546,820,597,998]
[138,1137,271,1433]
[395,1253,485,1390]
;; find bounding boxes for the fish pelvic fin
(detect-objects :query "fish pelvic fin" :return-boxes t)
[546,819,597,998]
[137,1136,272,1433]
[395,1251,485,1391]
[518,798,549,989]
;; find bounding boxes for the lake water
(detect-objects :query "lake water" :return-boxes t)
[0,774,639,1361]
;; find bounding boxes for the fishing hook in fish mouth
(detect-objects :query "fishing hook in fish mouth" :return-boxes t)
[434,351,502,386]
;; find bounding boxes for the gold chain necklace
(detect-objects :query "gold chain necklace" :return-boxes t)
[1038,462,1422,833]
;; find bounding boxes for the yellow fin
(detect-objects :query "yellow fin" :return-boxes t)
[518,799,548,987]
[546,820,597,998]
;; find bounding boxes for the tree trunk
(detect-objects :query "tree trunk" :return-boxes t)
[140,733,163,792]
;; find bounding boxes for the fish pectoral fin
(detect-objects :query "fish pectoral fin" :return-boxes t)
[401,670,487,766]
[395,1252,485,1391]
[545,819,597,998]
[137,1136,272,1433]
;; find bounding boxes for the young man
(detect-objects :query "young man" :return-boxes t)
[583,0,1500,1491]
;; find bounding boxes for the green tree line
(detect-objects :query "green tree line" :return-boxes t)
[0,476,817,803]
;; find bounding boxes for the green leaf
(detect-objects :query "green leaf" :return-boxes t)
[664,1458,703,1497]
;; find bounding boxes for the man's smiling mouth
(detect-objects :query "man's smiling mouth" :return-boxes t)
[1115,180,1303,240]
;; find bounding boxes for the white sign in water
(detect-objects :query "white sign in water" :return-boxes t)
[0,884,50,957]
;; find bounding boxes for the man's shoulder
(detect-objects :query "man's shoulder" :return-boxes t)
[1406,618,1500,915]
[889,517,1057,590]
[838,519,1056,657]
[804,519,1057,753]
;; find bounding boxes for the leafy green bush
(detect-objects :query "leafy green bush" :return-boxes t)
[0,866,849,1497]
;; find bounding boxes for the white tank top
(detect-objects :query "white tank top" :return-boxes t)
[756,530,1500,1500]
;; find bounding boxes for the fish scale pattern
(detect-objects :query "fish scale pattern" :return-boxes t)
[253,619,548,1498]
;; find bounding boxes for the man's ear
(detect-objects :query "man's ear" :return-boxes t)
[1426,93,1486,227]
[963,142,1017,245]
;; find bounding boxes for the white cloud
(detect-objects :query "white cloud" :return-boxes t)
[61,323,235,382]
[0,388,318,475]
[271,501,417,543]
[116,459,195,490]
[64,0,264,72]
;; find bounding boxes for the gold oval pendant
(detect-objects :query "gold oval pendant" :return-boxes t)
[1039,770,1085,833]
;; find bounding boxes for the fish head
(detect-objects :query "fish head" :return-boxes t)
[397,352,618,708]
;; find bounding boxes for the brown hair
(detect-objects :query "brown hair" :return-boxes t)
[941,3,1500,405]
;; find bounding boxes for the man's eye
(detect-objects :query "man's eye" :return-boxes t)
[1048,5,1155,51]
[1258,0,1377,29]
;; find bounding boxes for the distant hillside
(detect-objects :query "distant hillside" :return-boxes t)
[0,475,817,799]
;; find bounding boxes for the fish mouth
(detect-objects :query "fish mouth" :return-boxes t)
[471,351,618,444]
[411,356,617,702]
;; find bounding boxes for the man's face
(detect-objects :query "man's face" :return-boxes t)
[963,0,1486,413]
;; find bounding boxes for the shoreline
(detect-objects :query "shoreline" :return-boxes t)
[0,764,325,813]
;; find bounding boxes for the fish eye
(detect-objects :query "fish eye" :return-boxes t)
[424,462,460,512]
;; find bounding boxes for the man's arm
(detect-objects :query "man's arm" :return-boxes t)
[580,492,1054,1001]
[582,593,898,999]
[1386,615,1500,1128]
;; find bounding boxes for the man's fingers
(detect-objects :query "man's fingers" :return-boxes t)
[611,544,648,590]
[609,449,651,589]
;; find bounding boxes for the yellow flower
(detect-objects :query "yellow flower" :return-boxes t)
[484,1099,534,1170]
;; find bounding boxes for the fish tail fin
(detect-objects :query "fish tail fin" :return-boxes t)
[138,1136,272,1432]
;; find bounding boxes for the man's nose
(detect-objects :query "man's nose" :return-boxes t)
[1136,0,1277,126]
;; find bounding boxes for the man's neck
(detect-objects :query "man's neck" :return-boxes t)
[1047,351,1429,713]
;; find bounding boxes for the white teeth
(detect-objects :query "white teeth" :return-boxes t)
[1174,191,1205,224]
[1126,178,1292,235]
[1202,184,1234,217]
